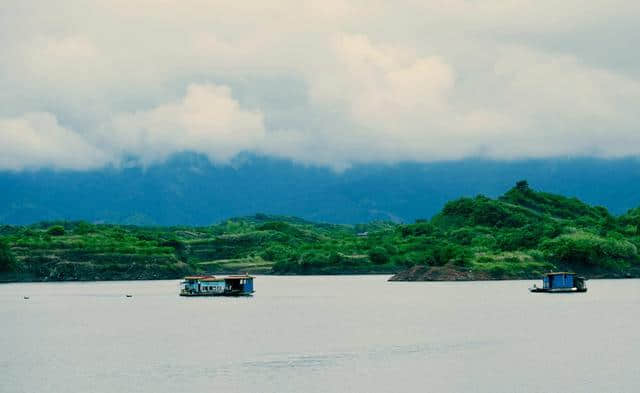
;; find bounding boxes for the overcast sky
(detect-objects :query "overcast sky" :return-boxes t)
[1,0,640,171]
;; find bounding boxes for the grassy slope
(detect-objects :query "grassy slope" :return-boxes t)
[2,182,640,281]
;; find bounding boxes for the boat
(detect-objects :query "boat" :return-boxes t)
[529,272,587,293]
[179,274,255,296]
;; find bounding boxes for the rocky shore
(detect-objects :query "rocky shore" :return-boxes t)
[388,264,640,281]
[388,265,491,281]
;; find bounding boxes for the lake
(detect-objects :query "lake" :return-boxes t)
[2,276,639,392]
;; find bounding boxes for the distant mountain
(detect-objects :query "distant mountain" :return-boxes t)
[2,154,640,225]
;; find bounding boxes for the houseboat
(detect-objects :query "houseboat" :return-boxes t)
[529,272,587,293]
[180,274,254,296]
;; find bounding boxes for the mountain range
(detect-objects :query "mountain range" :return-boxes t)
[2,154,640,225]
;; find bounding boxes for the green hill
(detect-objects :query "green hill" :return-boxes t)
[393,181,638,280]
[2,181,640,282]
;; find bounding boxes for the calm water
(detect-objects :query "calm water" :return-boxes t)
[2,276,639,393]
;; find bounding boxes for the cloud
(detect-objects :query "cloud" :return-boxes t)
[0,113,111,171]
[277,35,640,166]
[1,1,640,170]
[96,84,266,166]
[0,84,265,170]
[311,34,455,131]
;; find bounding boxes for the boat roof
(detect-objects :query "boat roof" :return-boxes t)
[544,272,576,276]
[183,275,211,280]
[183,275,254,281]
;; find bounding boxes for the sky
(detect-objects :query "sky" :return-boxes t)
[1,1,640,171]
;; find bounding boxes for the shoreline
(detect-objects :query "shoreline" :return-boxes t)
[2,271,639,284]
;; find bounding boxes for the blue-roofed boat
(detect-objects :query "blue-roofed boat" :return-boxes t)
[529,272,587,293]
[179,274,255,296]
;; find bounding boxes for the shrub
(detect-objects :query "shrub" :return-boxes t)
[298,251,330,271]
[427,243,462,266]
[496,224,543,251]
[528,249,545,261]
[487,264,507,278]
[0,240,16,272]
[476,256,495,264]
[73,222,94,235]
[451,254,472,267]
[401,222,436,237]
[261,244,294,262]
[46,225,65,237]
[541,233,637,267]
[368,246,390,265]
[471,234,497,250]
[450,227,475,245]
[160,238,185,251]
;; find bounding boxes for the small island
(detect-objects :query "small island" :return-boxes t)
[2,181,640,282]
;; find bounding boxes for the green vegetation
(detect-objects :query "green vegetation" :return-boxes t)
[0,240,16,272]
[46,225,66,237]
[2,181,640,282]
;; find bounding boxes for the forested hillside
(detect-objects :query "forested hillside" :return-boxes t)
[4,155,640,225]
[2,181,640,282]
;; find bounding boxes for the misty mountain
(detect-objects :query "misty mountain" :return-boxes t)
[2,154,640,225]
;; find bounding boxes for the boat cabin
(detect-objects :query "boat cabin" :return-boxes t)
[180,275,254,296]
[223,275,254,295]
[531,272,586,293]
[544,272,575,289]
[181,276,225,295]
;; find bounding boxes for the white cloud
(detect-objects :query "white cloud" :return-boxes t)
[1,1,640,170]
[97,84,265,166]
[311,34,455,130]
[0,113,111,171]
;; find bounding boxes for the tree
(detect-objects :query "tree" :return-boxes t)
[541,233,637,266]
[515,180,529,191]
[46,225,65,236]
[73,221,93,235]
[368,247,390,265]
[0,240,16,272]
